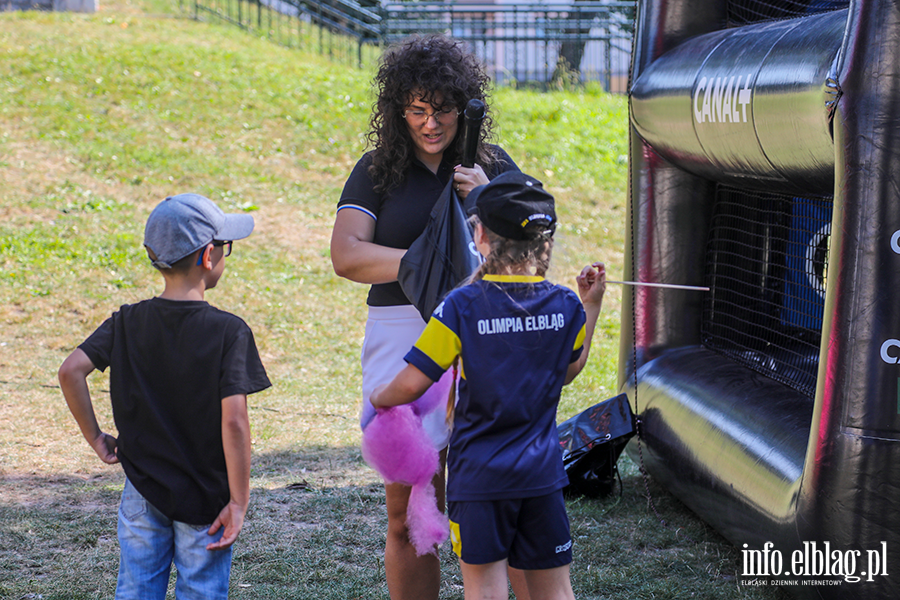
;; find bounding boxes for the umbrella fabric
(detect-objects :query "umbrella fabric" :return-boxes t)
[398,181,481,321]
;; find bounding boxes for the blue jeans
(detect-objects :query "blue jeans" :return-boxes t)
[116,478,232,600]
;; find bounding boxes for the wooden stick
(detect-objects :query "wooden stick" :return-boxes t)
[606,280,710,292]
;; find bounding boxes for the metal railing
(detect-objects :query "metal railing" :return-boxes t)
[191,0,383,65]
[382,2,633,89]
[190,0,634,90]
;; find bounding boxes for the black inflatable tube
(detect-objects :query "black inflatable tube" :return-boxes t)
[625,347,811,546]
[631,10,846,195]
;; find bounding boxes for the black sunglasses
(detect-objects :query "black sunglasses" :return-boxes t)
[213,240,233,257]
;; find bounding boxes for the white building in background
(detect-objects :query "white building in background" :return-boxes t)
[438,0,632,88]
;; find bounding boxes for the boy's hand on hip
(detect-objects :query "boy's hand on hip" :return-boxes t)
[91,432,119,464]
[206,500,246,551]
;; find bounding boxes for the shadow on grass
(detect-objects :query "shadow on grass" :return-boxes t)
[562,457,791,600]
[0,447,789,600]
[0,472,122,599]
[0,446,389,599]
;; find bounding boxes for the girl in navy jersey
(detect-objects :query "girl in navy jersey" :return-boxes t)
[372,171,606,600]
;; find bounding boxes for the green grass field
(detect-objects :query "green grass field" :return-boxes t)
[0,2,789,598]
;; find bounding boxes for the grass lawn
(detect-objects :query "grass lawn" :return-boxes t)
[0,1,788,598]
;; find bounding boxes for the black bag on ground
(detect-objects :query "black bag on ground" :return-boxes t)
[558,393,635,498]
[398,181,481,320]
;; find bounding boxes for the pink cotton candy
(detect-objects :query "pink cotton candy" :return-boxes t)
[361,404,438,486]
[361,372,453,556]
[407,481,449,554]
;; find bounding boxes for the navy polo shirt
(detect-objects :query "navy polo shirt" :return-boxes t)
[337,146,518,306]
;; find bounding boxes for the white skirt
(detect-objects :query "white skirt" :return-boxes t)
[360,305,452,450]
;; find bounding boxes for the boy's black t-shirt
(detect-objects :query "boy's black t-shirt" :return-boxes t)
[79,297,271,524]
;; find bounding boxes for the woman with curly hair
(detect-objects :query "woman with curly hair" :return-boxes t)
[330,34,521,600]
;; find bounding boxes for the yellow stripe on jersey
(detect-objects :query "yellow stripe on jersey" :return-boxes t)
[414,318,462,371]
[483,274,545,284]
[449,519,463,558]
[573,323,586,352]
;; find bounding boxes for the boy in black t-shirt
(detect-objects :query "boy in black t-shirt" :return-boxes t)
[58,193,271,599]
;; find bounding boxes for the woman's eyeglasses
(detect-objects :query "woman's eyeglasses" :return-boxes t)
[402,107,460,126]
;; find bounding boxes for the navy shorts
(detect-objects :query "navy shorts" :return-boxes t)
[447,490,572,570]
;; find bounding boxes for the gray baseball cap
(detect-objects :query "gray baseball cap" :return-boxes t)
[144,194,255,269]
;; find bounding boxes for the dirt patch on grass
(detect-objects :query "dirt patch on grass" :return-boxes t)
[0,132,165,218]
[0,471,122,508]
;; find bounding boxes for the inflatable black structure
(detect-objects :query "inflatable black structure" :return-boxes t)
[622,1,899,597]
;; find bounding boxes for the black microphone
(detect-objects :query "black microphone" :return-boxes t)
[460,99,485,169]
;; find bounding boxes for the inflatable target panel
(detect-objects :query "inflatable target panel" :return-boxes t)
[621,1,900,597]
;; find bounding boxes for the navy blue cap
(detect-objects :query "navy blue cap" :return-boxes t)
[467,171,556,240]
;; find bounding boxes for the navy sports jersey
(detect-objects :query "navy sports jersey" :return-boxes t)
[404,274,586,502]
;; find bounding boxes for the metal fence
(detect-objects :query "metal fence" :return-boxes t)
[189,0,383,65]
[189,0,634,90]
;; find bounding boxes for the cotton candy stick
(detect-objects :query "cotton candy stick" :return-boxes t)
[606,280,710,292]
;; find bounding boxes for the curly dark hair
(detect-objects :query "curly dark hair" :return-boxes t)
[366,34,498,194]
